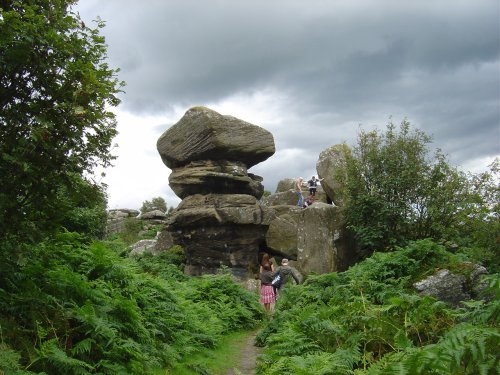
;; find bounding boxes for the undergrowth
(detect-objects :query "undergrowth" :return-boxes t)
[256,239,499,374]
[0,231,263,374]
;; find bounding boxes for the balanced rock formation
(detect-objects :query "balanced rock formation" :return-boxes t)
[157,106,274,200]
[155,107,275,278]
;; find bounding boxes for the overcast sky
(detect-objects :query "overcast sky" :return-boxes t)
[75,0,500,210]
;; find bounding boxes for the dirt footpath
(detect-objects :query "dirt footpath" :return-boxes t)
[224,330,261,375]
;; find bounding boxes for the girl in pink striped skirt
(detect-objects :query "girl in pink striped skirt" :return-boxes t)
[260,263,276,311]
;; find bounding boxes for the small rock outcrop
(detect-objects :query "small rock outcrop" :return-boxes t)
[155,107,275,279]
[129,239,158,256]
[413,264,489,306]
[106,209,140,235]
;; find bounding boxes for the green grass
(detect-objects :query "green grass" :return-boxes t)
[158,329,259,375]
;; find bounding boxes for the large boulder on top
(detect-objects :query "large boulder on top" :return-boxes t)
[157,106,275,169]
[316,144,351,206]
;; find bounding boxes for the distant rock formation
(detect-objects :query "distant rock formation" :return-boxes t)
[106,209,140,235]
[155,107,276,279]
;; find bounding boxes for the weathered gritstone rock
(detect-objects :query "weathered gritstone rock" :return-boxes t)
[157,106,275,169]
[264,202,361,274]
[296,203,358,274]
[162,194,270,278]
[167,194,267,227]
[169,160,264,199]
[106,209,140,235]
[155,107,276,279]
[265,213,300,258]
[316,144,351,206]
[138,210,166,220]
[129,239,158,257]
[414,264,490,306]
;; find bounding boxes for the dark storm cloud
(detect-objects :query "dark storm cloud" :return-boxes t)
[76,0,499,205]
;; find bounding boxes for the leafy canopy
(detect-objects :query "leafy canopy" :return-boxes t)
[335,120,498,252]
[0,0,124,243]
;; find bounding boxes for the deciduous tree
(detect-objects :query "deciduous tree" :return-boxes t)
[0,0,123,243]
[140,197,167,213]
[336,120,496,252]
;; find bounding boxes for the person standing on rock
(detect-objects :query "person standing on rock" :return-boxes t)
[274,258,302,297]
[307,175,323,197]
[294,177,305,207]
[259,263,276,312]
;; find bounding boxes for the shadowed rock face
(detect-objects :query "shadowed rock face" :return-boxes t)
[155,107,276,279]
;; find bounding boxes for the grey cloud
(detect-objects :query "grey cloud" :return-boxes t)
[75,0,499,207]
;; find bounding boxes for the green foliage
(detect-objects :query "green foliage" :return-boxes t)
[118,217,143,245]
[335,121,498,253]
[55,173,108,239]
[0,1,123,243]
[0,232,263,374]
[256,239,499,374]
[141,197,167,214]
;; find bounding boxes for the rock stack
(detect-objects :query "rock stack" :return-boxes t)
[155,107,275,279]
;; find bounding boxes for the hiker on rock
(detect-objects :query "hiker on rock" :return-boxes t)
[302,195,315,208]
[307,176,323,197]
[259,263,276,312]
[294,177,305,207]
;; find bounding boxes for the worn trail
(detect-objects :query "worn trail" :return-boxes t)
[224,330,261,375]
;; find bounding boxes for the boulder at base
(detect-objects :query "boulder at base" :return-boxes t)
[297,203,358,274]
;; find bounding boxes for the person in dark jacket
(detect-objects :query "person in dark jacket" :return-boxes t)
[307,176,324,196]
[259,263,276,312]
[274,258,302,298]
